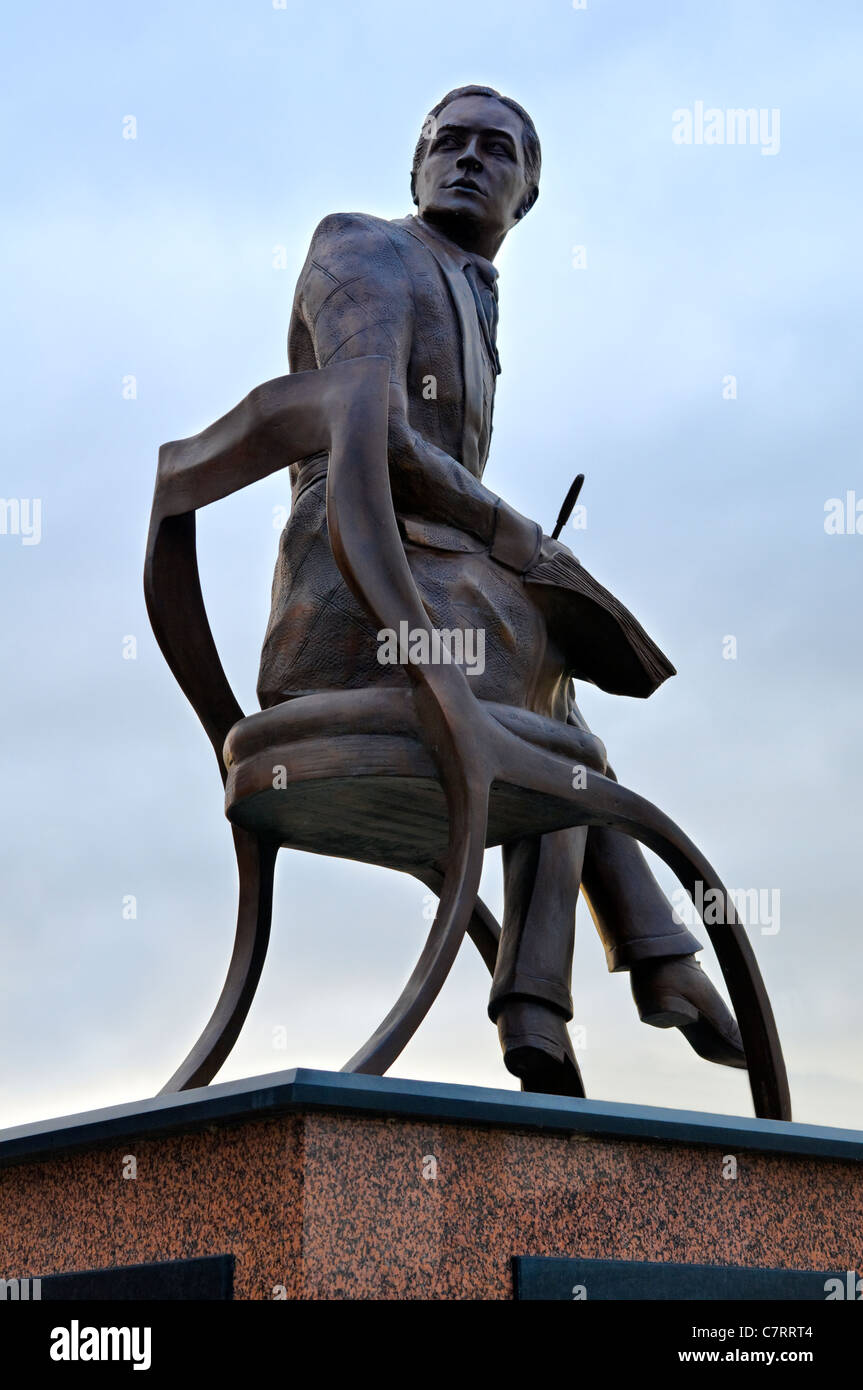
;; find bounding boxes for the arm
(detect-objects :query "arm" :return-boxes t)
[294,213,542,571]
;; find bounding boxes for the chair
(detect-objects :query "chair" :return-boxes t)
[144,355,791,1120]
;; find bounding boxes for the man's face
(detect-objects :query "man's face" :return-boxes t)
[414,94,535,251]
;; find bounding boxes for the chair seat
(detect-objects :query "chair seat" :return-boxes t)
[223,689,607,871]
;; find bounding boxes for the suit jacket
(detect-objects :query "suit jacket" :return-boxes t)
[283,212,506,528]
[257,211,572,717]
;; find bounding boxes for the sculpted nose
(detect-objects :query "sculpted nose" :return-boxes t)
[456,139,483,172]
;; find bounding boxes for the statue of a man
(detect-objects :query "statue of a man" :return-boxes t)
[258,84,745,1095]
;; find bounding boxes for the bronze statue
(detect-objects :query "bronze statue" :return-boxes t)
[257,85,745,1096]
[145,84,789,1119]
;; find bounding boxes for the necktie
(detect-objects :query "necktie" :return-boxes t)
[463,262,501,376]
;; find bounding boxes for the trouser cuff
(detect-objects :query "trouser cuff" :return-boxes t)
[605,926,702,973]
[488,973,574,1023]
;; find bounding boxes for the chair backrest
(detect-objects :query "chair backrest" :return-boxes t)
[146,358,384,778]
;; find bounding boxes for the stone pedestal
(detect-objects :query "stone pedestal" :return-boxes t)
[2,1070,862,1300]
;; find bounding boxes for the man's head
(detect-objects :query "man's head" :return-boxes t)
[411,85,541,261]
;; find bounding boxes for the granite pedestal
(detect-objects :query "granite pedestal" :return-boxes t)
[2,1070,861,1300]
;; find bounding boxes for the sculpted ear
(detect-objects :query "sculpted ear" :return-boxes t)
[410,168,418,206]
[515,184,539,222]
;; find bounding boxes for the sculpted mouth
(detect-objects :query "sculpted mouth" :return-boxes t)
[446,179,485,196]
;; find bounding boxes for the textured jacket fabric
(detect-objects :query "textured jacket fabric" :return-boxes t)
[257,211,572,720]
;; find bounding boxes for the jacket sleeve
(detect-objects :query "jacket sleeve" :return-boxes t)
[292,213,541,572]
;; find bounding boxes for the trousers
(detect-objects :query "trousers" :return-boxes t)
[487,709,702,1022]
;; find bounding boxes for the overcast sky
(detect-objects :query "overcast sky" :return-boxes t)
[2,0,861,1133]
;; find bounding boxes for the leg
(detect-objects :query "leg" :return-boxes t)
[581,819,702,971]
[489,826,587,1097]
[490,827,584,1019]
[568,698,701,967]
[569,701,744,1067]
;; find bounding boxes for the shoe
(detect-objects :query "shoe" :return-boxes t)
[630,955,747,1068]
[497,999,586,1097]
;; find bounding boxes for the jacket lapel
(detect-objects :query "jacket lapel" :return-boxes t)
[394,215,486,476]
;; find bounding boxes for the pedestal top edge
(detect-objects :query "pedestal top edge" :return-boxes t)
[1,1068,861,1168]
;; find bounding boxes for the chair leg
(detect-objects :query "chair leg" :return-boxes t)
[413,865,501,974]
[342,776,491,1076]
[159,828,278,1093]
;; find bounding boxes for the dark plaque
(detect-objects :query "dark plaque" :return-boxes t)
[38,1254,234,1301]
[513,1256,855,1301]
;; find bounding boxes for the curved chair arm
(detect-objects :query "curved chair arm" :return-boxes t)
[144,357,391,780]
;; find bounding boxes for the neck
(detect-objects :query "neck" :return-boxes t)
[418,209,504,263]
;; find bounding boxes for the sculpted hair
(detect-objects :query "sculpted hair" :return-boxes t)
[411,84,541,206]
